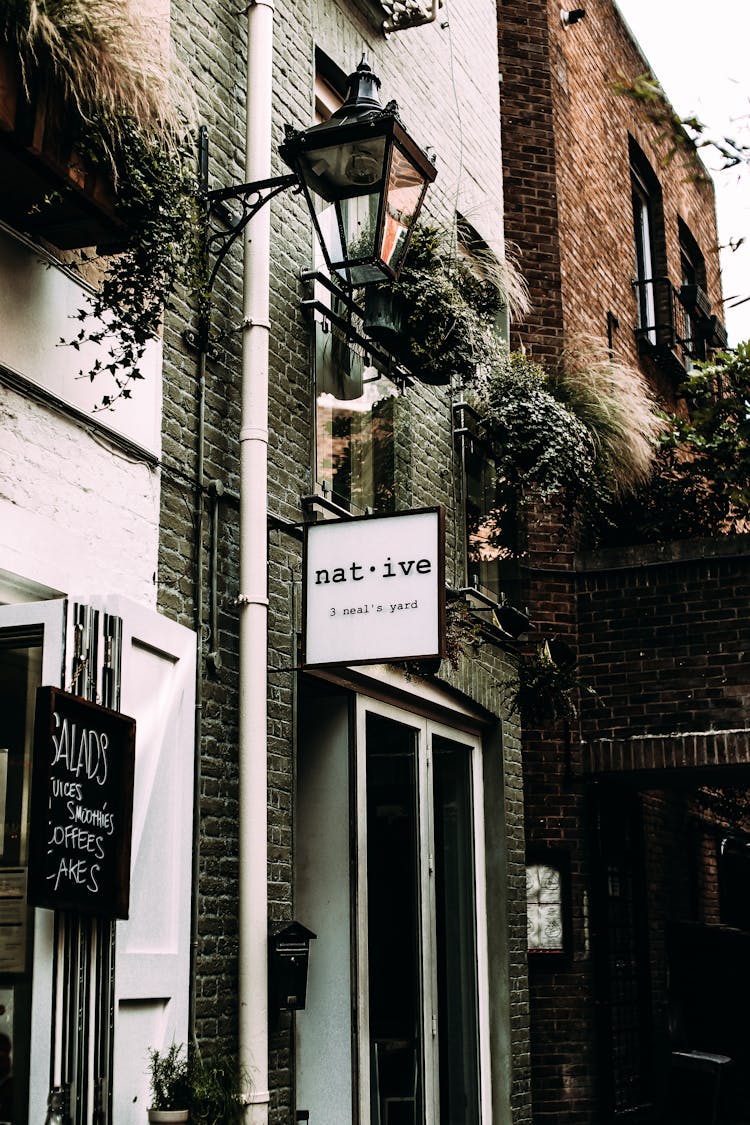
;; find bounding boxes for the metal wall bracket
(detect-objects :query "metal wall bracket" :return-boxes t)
[204,173,299,294]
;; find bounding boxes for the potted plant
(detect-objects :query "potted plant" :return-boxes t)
[147,1043,191,1123]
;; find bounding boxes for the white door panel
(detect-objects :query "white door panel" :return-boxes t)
[102,597,195,1124]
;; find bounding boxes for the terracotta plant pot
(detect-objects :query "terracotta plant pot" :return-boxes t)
[147,1110,189,1123]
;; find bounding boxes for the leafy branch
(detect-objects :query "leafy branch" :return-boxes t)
[612,72,750,174]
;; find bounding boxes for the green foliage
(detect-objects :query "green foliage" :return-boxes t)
[478,351,596,499]
[147,1043,191,1111]
[509,639,595,729]
[70,113,204,409]
[147,1044,244,1120]
[190,1051,244,1125]
[389,224,519,385]
[444,598,483,671]
[388,228,662,542]
[595,343,750,544]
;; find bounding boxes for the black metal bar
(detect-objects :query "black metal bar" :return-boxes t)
[205,174,299,295]
[300,297,411,381]
[205,172,297,205]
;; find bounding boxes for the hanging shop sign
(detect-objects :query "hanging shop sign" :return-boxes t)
[303,507,446,667]
[28,687,135,919]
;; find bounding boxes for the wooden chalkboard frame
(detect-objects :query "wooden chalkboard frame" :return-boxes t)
[28,686,136,919]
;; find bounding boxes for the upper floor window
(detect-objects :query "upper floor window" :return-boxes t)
[677,219,709,363]
[630,139,669,355]
[315,327,400,512]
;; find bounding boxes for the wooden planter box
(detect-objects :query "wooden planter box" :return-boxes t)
[0,41,122,249]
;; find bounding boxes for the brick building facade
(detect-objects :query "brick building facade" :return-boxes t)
[498,2,745,1123]
[1,0,537,1121]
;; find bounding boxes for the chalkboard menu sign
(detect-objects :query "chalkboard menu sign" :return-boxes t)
[28,687,136,919]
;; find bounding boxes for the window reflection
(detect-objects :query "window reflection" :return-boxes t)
[315,324,398,513]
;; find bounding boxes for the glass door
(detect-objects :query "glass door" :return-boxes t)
[356,700,489,1125]
[0,599,65,1124]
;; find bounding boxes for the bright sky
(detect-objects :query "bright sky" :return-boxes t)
[613,0,750,345]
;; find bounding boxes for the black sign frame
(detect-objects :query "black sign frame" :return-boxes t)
[28,686,136,919]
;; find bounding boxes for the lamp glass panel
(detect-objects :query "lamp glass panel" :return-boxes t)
[380,144,427,274]
[319,191,387,285]
[298,136,387,202]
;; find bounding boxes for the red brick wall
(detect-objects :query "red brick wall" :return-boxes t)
[497,0,564,366]
[577,539,750,742]
[499,0,723,402]
[497,2,729,1120]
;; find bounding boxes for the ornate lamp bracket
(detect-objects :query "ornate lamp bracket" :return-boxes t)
[204,173,299,294]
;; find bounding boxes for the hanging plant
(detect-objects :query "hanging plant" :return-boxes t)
[400,597,483,678]
[509,638,596,729]
[67,113,205,409]
[386,222,530,385]
[1,1,203,408]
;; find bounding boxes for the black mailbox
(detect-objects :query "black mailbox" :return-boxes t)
[269,921,316,1011]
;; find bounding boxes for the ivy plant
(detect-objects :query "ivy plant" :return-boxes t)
[2,1,204,409]
[69,113,204,409]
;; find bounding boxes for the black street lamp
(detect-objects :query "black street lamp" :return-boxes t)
[205,59,436,294]
[279,58,437,287]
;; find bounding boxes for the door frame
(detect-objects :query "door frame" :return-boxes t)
[354,694,491,1124]
[0,597,66,1123]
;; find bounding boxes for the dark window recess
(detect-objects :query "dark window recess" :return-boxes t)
[629,139,685,378]
[592,790,654,1119]
[676,219,728,358]
[719,836,750,931]
[454,401,525,609]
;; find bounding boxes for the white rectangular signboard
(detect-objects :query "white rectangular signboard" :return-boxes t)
[303,508,445,667]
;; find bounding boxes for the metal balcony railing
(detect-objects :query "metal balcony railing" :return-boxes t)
[631,276,728,373]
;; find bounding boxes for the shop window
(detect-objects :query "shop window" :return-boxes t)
[526,851,570,960]
[630,139,668,351]
[296,694,493,1122]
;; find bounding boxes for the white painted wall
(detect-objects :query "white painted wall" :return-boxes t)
[0,228,162,455]
[0,385,160,606]
[0,227,162,608]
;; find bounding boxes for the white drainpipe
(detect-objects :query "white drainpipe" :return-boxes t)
[239,1,273,1121]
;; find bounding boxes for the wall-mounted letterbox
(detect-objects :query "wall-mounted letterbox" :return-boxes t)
[269,921,316,1011]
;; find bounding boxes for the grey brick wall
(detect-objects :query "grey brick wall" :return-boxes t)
[158,0,530,1118]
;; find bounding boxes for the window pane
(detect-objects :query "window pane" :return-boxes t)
[366,714,423,1125]
[315,333,398,513]
[0,640,40,1125]
[433,736,480,1124]
[381,147,425,273]
[526,863,563,951]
